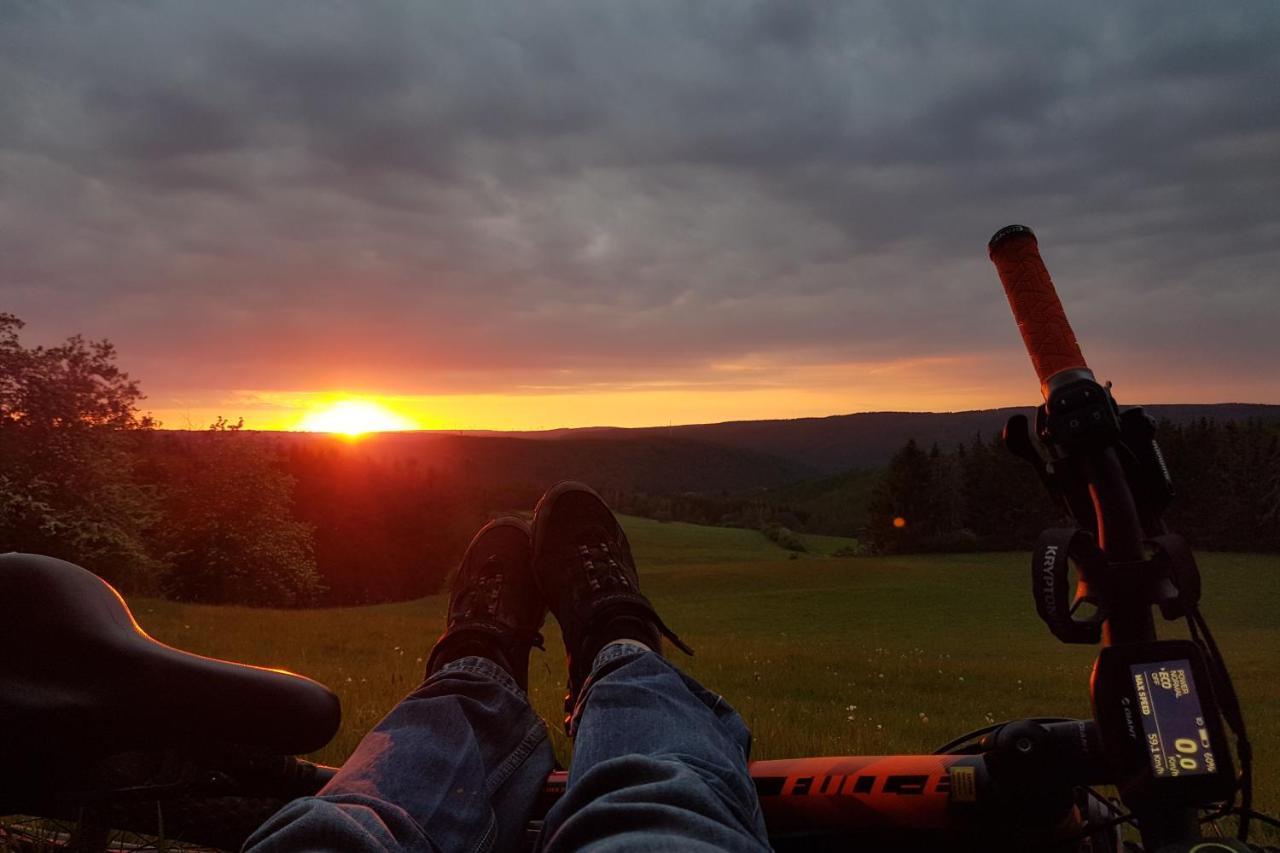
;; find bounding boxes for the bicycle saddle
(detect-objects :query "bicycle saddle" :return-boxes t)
[0,553,341,757]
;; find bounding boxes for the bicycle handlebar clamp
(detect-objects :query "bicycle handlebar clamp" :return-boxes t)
[1034,528,1107,644]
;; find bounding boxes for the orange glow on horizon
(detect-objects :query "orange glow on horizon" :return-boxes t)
[143,348,1279,433]
[153,354,1008,432]
[159,384,999,433]
[295,400,419,435]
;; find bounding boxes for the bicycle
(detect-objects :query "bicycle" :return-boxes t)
[2,226,1276,851]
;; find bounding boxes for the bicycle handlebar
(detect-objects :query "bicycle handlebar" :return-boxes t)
[988,224,1092,396]
[535,720,1110,847]
[985,226,1231,850]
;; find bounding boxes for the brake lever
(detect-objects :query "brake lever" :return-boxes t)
[1003,414,1057,496]
[1003,413,1097,530]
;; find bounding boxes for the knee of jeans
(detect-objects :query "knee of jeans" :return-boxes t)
[586,752,757,813]
[620,753,763,833]
[653,752,752,792]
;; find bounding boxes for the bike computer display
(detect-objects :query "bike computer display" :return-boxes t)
[1130,658,1216,779]
[1091,640,1235,806]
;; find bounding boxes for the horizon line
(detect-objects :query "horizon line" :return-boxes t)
[151,400,1280,436]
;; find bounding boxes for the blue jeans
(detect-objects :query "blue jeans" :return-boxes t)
[244,644,770,852]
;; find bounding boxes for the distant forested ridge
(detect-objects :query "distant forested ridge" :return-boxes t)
[454,404,1280,474]
[862,419,1280,555]
[3,311,1277,608]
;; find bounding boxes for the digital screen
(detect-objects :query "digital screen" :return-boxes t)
[1129,659,1218,778]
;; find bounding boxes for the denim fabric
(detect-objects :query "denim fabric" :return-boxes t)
[244,647,770,853]
[541,643,770,852]
[244,656,554,853]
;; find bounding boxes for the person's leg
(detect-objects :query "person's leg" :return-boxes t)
[541,642,769,852]
[530,482,769,852]
[248,656,554,853]
[247,518,553,853]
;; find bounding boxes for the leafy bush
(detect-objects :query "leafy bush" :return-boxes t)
[0,313,163,592]
[149,419,324,607]
[0,314,323,605]
[761,522,807,552]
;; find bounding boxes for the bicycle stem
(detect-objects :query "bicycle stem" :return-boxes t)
[1083,447,1156,645]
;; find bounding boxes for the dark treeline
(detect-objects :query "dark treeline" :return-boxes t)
[617,419,1280,558]
[5,314,1276,608]
[280,444,535,605]
[1159,419,1280,552]
[0,314,499,606]
[618,491,805,531]
[146,431,513,606]
[865,435,1055,553]
[866,420,1280,554]
[617,468,879,540]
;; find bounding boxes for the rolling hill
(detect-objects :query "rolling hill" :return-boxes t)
[252,431,813,493]
[198,404,1280,502]
[454,403,1280,474]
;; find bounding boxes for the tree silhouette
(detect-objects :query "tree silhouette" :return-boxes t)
[0,313,162,590]
[149,418,323,606]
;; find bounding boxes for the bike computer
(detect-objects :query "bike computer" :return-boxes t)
[1091,640,1235,807]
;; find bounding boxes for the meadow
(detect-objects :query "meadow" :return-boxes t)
[131,515,1280,830]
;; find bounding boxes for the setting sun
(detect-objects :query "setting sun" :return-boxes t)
[295,400,418,435]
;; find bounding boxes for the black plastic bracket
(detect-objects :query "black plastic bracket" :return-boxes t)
[1146,534,1202,620]
[1031,527,1204,645]
[1033,528,1107,644]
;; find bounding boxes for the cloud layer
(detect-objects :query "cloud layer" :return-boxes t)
[3,1,1278,424]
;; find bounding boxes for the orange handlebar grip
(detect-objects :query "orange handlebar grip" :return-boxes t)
[988,224,1090,395]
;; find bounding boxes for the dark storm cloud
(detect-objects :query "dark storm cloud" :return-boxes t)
[1,1,1278,401]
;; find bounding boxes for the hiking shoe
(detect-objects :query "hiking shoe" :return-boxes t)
[425,517,545,691]
[530,481,691,721]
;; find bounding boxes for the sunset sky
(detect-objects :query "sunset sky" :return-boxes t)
[3,3,1278,431]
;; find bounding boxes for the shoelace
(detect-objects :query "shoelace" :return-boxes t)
[457,563,504,618]
[455,559,545,650]
[576,540,693,656]
[578,542,635,593]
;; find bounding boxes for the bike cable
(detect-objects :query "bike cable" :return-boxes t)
[931,718,1076,756]
[1184,603,1255,841]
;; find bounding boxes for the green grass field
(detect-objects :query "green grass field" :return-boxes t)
[130,516,1280,834]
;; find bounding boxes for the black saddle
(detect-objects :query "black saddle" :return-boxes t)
[0,553,341,760]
